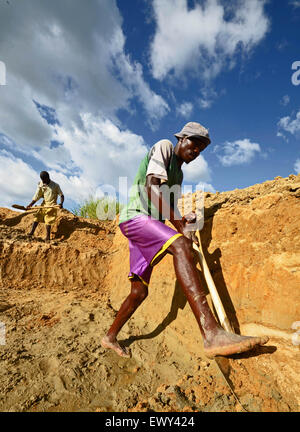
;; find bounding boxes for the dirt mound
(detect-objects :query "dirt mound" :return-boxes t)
[0,174,299,412]
[0,208,115,292]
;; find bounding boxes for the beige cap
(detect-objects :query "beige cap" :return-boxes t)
[174,121,211,145]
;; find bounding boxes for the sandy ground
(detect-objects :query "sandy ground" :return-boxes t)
[1,174,299,413]
[0,284,298,412]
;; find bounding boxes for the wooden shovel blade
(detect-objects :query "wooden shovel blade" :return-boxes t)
[12,204,26,210]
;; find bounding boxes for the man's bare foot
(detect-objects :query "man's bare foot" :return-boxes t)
[204,328,269,358]
[101,335,131,358]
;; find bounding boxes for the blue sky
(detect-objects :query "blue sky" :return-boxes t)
[0,0,299,211]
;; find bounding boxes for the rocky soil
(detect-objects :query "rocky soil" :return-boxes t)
[0,174,299,412]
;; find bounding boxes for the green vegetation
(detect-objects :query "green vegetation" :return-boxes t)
[72,196,123,220]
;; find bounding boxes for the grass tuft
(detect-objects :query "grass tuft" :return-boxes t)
[72,196,123,220]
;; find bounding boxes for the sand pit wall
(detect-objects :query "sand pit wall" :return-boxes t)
[106,174,300,408]
[0,174,299,411]
[0,209,115,292]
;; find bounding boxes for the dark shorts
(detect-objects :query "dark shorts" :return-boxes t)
[119,215,182,286]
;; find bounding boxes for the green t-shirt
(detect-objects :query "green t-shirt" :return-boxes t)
[119,139,183,224]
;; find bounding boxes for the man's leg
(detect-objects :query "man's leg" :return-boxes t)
[28,221,38,236]
[44,208,57,242]
[101,277,148,357]
[167,236,268,357]
[45,224,51,241]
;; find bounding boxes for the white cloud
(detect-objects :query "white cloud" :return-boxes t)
[150,0,269,81]
[176,102,193,118]
[295,159,300,173]
[289,1,300,9]
[280,95,290,106]
[31,142,75,174]
[215,139,261,166]
[199,87,218,109]
[45,171,97,206]
[198,182,216,193]
[182,154,212,183]
[0,0,171,208]
[276,131,289,143]
[0,0,168,152]
[0,78,56,150]
[53,114,148,202]
[0,114,148,208]
[0,150,38,207]
[109,29,169,128]
[199,99,213,109]
[278,111,300,136]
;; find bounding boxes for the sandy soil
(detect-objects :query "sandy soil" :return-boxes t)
[0,283,298,412]
[0,175,299,412]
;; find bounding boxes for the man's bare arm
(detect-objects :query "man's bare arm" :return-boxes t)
[26,200,37,210]
[146,176,199,245]
[59,194,64,208]
[146,175,184,233]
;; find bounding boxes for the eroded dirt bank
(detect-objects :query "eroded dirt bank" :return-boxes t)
[0,174,299,412]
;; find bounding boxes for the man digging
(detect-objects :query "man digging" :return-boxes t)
[101,122,269,359]
[26,171,64,242]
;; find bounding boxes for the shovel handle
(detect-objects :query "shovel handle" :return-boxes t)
[193,231,234,334]
[30,205,60,210]
[12,204,61,211]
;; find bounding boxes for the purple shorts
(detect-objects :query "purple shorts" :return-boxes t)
[119,215,182,286]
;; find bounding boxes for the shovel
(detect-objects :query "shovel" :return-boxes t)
[12,204,61,211]
[192,230,249,410]
[181,197,234,333]
[184,192,247,410]
[192,230,234,334]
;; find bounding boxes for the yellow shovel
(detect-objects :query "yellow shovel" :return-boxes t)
[193,230,248,410]
[192,231,234,334]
